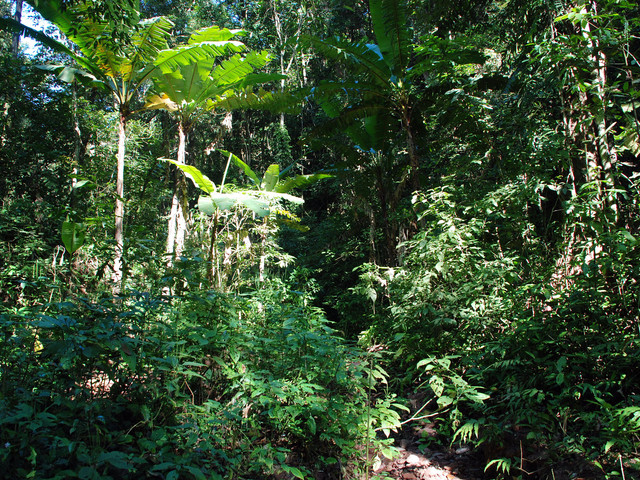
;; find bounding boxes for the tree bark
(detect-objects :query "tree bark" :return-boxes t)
[166,122,190,266]
[11,0,23,57]
[71,82,81,191]
[112,109,126,291]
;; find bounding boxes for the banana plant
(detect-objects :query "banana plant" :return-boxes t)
[144,25,286,264]
[162,153,316,219]
[164,151,331,285]
[1,0,177,288]
[302,0,482,265]
[213,149,333,214]
[163,149,332,220]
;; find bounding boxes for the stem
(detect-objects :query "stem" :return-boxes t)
[220,152,233,193]
[112,107,126,292]
[209,210,222,290]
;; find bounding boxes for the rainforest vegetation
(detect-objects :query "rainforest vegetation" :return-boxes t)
[1,0,640,478]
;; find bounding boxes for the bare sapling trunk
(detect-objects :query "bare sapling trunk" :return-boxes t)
[166,122,190,266]
[112,110,126,291]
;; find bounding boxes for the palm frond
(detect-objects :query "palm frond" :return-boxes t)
[217,149,260,186]
[369,0,410,72]
[210,51,271,86]
[154,41,246,75]
[145,93,178,111]
[37,64,108,90]
[210,87,304,115]
[128,16,173,73]
[274,173,334,194]
[188,25,243,44]
[306,103,391,142]
[300,35,391,85]
[24,0,75,35]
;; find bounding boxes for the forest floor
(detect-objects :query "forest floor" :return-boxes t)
[372,422,616,480]
[375,430,484,480]
[375,442,484,480]
[373,416,484,480]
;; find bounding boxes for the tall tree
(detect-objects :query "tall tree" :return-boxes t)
[303,0,423,265]
[11,0,21,56]
[145,25,280,265]
[3,0,174,289]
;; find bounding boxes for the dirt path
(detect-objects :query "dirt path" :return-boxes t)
[375,442,484,480]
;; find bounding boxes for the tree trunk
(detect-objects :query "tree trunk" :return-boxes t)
[586,0,618,219]
[258,217,268,284]
[402,104,420,194]
[272,3,286,128]
[71,82,81,191]
[11,0,23,57]
[112,109,126,291]
[166,122,190,265]
[165,183,180,265]
[208,209,222,289]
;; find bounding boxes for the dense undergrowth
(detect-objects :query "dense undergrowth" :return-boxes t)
[340,184,640,478]
[2,0,640,479]
[0,283,402,479]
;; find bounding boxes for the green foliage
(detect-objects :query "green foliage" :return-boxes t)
[360,185,517,364]
[417,356,489,432]
[4,0,640,477]
[164,156,303,218]
[0,286,401,478]
[61,220,86,255]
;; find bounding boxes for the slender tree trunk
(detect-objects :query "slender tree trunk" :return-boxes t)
[166,122,190,265]
[587,0,618,219]
[11,0,23,57]
[271,0,303,127]
[166,185,180,265]
[112,109,126,291]
[272,3,286,127]
[209,209,222,289]
[258,218,268,284]
[401,105,420,194]
[175,124,189,258]
[71,82,81,191]
[367,200,378,265]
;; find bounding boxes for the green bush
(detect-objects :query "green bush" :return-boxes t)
[0,285,403,479]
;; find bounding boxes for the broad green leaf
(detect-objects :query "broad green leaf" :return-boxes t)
[199,193,270,217]
[163,159,216,194]
[282,466,305,479]
[604,440,616,454]
[61,221,86,255]
[0,17,99,76]
[369,0,409,72]
[307,416,316,435]
[183,466,207,480]
[262,164,279,191]
[97,451,132,470]
[154,41,245,75]
[210,51,271,85]
[198,196,217,215]
[73,179,94,189]
[211,192,271,216]
[218,149,260,185]
[188,26,243,44]
[257,190,304,204]
[274,173,333,194]
[36,64,104,90]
